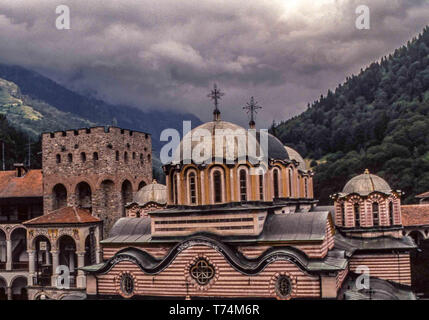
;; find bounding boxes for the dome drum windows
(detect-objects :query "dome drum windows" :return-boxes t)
[389,201,394,225]
[188,171,197,205]
[212,170,223,204]
[273,169,280,199]
[372,202,380,226]
[239,169,247,202]
[354,203,360,227]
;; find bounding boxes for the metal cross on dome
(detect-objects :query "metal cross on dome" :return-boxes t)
[207,83,224,113]
[243,96,262,126]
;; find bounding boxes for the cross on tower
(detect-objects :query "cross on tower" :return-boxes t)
[207,83,224,120]
[243,96,262,128]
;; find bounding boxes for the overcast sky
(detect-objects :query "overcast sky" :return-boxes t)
[0,0,428,128]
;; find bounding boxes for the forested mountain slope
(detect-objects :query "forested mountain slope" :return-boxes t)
[274,26,429,204]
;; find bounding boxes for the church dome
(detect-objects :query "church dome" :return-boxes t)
[172,120,290,164]
[342,170,392,196]
[266,134,289,160]
[284,146,307,171]
[173,120,261,163]
[133,180,167,205]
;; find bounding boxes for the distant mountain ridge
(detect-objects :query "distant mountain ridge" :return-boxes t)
[0,63,202,153]
[273,26,429,204]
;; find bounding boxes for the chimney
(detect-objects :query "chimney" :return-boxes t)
[14,163,27,177]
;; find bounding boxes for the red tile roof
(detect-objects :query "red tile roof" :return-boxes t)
[0,169,43,198]
[416,191,429,198]
[24,207,100,225]
[401,204,429,226]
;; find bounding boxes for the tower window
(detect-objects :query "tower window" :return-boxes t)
[56,154,61,164]
[67,153,73,163]
[116,151,119,161]
[124,152,128,163]
[213,171,222,203]
[239,169,247,202]
[189,172,197,204]
[259,175,264,201]
[81,152,86,162]
[354,203,360,227]
[372,202,379,226]
[93,152,98,161]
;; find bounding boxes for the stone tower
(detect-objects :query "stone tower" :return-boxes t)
[42,126,152,237]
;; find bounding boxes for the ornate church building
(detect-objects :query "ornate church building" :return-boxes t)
[82,88,416,300]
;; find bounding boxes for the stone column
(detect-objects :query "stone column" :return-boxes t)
[51,250,59,287]
[6,239,12,270]
[45,250,51,265]
[28,250,36,285]
[76,251,86,288]
[7,286,12,300]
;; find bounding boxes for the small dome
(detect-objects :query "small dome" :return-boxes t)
[284,146,307,171]
[133,180,167,205]
[342,170,392,196]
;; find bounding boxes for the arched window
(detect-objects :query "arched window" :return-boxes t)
[189,172,197,204]
[259,175,264,201]
[372,202,379,226]
[239,169,247,201]
[56,154,61,164]
[213,171,222,203]
[304,178,308,198]
[354,203,360,227]
[288,169,293,197]
[81,152,86,162]
[389,202,394,225]
[67,153,73,163]
[341,203,346,226]
[273,169,279,198]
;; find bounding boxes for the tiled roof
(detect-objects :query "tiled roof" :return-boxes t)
[0,169,42,198]
[24,207,100,225]
[416,191,429,198]
[401,204,429,226]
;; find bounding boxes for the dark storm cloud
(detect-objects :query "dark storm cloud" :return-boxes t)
[0,0,428,127]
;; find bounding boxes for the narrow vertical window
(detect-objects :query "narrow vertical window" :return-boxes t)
[173,174,178,204]
[124,152,128,163]
[80,152,86,162]
[259,175,264,201]
[116,151,119,161]
[239,169,247,201]
[93,152,98,161]
[288,169,293,197]
[273,169,279,198]
[56,154,61,164]
[189,172,197,204]
[304,178,308,198]
[354,203,360,227]
[389,202,394,225]
[67,153,73,163]
[372,202,379,226]
[341,203,346,226]
[213,171,222,203]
